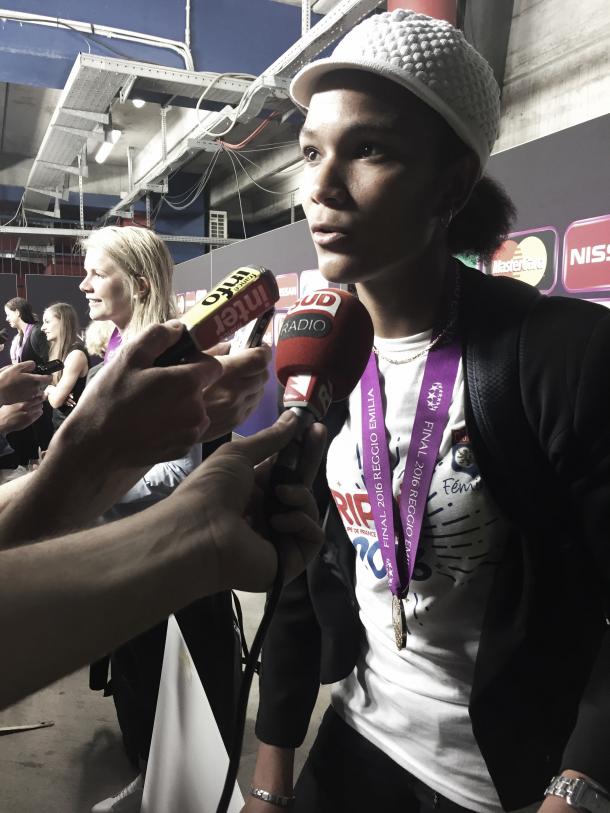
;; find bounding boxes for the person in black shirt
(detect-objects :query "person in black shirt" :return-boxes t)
[41,302,89,430]
[4,297,53,462]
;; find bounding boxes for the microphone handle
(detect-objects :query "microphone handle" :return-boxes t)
[266,406,315,513]
[154,325,196,367]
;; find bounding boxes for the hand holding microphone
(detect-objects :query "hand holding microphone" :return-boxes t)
[173,410,326,591]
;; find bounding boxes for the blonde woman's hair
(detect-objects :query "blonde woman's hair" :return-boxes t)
[84,319,114,357]
[81,226,176,337]
[43,302,81,383]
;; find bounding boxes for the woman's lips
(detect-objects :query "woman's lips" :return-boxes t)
[311,228,350,248]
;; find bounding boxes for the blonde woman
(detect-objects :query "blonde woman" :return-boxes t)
[41,303,89,429]
[80,225,270,813]
[79,226,201,811]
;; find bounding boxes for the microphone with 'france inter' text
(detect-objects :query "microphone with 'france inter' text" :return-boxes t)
[155,265,279,366]
[272,287,374,487]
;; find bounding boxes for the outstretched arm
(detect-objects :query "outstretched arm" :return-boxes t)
[0,412,326,709]
[0,321,221,546]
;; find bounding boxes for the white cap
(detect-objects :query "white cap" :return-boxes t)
[290,9,500,169]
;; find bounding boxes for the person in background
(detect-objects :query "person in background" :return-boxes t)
[245,10,610,813]
[80,225,270,813]
[41,302,89,430]
[5,297,48,368]
[4,296,53,463]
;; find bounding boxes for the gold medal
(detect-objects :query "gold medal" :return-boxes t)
[392,594,407,650]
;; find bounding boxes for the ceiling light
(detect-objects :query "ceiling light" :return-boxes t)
[132,98,146,109]
[95,128,122,164]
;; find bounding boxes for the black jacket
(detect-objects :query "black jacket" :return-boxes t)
[256,265,610,810]
[18,322,48,367]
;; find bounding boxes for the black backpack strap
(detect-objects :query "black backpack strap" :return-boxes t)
[460,268,555,517]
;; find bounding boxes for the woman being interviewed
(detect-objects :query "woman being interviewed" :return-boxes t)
[41,303,89,429]
[247,9,610,813]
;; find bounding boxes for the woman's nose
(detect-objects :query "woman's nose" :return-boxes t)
[307,159,348,207]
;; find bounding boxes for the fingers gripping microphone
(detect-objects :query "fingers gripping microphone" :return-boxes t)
[155,265,279,366]
[273,288,374,482]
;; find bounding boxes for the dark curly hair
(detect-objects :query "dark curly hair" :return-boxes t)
[439,128,516,264]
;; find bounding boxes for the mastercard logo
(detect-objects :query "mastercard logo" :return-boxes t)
[488,229,557,292]
[491,236,547,286]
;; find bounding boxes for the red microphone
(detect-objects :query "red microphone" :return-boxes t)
[272,287,374,484]
[276,287,374,418]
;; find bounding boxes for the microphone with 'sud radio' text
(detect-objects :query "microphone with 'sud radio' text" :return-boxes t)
[272,287,374,486]
[155,265,279,366]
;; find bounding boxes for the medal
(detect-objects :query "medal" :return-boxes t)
[392,594,407,650]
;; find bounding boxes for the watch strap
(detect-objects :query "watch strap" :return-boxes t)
[545,776,610,813]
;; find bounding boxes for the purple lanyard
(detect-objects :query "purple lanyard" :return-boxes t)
[361,336,461,598]
[104,327,122,364]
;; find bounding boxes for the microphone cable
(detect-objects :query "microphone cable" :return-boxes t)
[215,546,285,813]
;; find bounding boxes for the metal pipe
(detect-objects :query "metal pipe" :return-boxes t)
[0,9,194,71]
[185,0,191,52]
[302,0,312,35]
[0,225,237,245]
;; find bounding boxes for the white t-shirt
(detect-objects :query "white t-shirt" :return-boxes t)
[327,331,510,813]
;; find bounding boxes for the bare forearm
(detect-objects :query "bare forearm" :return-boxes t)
[0,495,216,709]
[0,453,147,546]
[252,743,296,794]
[0,472,34,512]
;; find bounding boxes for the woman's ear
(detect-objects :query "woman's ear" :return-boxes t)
[135,276,150,299]
[437,152,480,221]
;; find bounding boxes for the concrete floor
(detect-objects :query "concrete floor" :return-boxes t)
[0,592,330,813]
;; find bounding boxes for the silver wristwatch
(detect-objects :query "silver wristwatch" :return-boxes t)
[545,776,610,813]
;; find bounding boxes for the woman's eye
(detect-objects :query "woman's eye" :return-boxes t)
[357,143,380,158]
[302,146,319,162]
